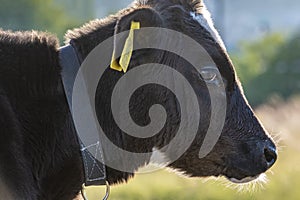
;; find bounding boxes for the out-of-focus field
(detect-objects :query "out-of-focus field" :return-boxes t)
[85,97,300,200]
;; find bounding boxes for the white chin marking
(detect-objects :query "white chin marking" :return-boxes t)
[228,175,259,184]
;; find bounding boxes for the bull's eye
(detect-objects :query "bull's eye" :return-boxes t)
[200,66,219,84]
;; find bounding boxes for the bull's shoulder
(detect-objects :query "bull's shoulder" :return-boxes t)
[0,29,59,49]
[0,30,61,97]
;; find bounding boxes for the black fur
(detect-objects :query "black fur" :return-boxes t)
[0,31,83,199]
[0,0,276,199]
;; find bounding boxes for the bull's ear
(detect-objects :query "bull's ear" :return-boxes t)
[110,8,164,73]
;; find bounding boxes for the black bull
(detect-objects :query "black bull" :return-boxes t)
[0,0,276,199]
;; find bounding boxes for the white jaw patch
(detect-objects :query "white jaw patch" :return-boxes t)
[190,4,227,51]
[150,147,170,165]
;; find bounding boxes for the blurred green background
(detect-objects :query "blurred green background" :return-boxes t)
[1,0,300,199]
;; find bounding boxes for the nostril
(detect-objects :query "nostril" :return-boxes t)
[264,146,277,167]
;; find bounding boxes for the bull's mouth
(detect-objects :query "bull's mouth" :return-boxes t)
[221,162,268,184]
[221,166,264,184]
[226,175,260,184]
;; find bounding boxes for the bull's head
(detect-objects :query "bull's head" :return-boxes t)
[68,0,277,185]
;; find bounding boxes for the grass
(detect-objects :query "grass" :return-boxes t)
[84,97,300,200]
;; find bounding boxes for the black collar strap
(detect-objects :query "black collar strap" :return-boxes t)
[59,43,107,186]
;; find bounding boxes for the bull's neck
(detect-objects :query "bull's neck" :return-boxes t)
[68,19,117,62]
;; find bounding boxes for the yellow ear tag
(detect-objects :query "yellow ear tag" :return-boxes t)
[110,21,140,73]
